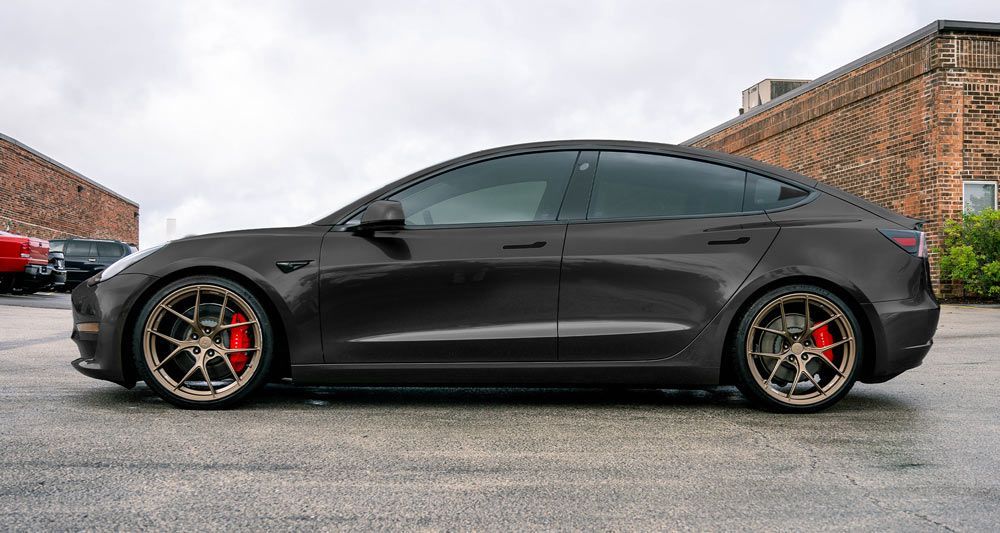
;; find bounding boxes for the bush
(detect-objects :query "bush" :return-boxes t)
[938,209,1000,298]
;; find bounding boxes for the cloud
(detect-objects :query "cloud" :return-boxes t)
[1,0,997,247]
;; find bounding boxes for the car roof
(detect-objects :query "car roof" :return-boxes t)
[313,139,820,225]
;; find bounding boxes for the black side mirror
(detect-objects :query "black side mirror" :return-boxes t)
[357,200,405,230]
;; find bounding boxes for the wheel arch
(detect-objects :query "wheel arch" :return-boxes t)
[719,269,880,385]
[119,265,292,386]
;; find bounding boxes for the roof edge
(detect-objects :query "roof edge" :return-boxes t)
[680,19,1000,146]
[0,131,139,207]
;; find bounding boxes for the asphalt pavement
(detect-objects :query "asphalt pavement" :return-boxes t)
[0,302,997,531]
[0,291,71,310]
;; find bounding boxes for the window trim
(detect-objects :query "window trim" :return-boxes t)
[333,148,818,229]
[962,180,998,214]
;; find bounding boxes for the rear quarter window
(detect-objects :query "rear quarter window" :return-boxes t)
[744,173,810,211]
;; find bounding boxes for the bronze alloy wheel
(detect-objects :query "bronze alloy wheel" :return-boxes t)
[744,291,857,408]
[142,283,264,403]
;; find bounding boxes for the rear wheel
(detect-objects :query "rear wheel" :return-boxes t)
[132,276,273,409]
[731,285,862,413]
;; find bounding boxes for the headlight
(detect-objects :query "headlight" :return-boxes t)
[93,244,166,284]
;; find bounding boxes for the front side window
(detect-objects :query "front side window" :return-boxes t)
[388,151,577,226]
[964,181,998,214]
[588,152,746,219]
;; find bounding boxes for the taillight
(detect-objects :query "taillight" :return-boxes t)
[19,241,30,258]
[879,229,926,258]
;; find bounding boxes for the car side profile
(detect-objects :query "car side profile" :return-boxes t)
[69,141,939,412]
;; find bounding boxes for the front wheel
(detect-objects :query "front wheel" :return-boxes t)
[731,285,863,413]
[132,276,273,409]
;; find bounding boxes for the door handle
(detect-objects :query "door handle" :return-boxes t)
[502,241,547,250]
[707,236,750,245]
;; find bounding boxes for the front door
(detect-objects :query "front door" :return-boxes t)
[319,150,578,363]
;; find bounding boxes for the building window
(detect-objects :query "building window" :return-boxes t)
[963,181,998,214]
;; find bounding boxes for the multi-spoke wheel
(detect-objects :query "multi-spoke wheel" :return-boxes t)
[133,276,273,408]
[731,285,862,413]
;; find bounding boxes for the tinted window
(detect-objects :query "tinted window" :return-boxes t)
[388,151,577,225]
[588,152,745,219]
[745,173,810,211]
[64,241,94,256]
[97,242,124,257]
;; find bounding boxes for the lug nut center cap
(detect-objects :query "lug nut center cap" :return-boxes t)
[199,337,212,349]
[790,342,805,355]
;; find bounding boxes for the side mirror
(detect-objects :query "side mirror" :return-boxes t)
[357,200,405,230]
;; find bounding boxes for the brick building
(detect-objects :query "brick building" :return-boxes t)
[0,132,138,244]
[683,20,1000,292]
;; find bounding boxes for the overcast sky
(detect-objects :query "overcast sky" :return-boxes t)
[1,0,997,247]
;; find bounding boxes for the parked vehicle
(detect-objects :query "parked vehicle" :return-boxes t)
[50,238,133,289]
[69,141,939,412]
[0,230,53,294]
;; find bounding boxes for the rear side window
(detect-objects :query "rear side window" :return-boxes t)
[745,173,809,211]
[588,152,745,219]
[97,242,124,258]
[65,241,94,256]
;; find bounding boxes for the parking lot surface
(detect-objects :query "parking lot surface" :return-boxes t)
[0,303,998,531]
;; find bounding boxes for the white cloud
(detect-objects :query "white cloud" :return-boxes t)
[1,0,997,247]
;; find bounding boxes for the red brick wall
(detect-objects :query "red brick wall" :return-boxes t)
[0,135,138,245]
[689,30,1000,293]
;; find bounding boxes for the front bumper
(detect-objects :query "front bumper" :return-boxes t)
[861,290,940,383]
[70,273,156,388]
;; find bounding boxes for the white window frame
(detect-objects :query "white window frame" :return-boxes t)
[962,181,998,214]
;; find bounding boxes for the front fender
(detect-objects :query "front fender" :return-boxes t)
[127,227,327,364]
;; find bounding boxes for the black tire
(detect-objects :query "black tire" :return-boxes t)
[132,275,274,409]
[729,284,864,413]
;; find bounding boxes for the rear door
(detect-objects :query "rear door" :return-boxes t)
[557,151,793,361]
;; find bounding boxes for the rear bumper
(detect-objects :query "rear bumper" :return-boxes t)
[70,273,155,388]
[861,291,940,383]
[14,263,56,289]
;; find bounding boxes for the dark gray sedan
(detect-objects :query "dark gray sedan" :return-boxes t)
[69,140,939,412]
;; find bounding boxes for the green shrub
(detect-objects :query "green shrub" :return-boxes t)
[938,209,1000,297]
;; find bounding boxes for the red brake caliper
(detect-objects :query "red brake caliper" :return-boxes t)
[811,324,835,362]
[228,312,250,373]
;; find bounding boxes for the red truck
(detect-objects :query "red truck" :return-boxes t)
[0,230,56,294]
